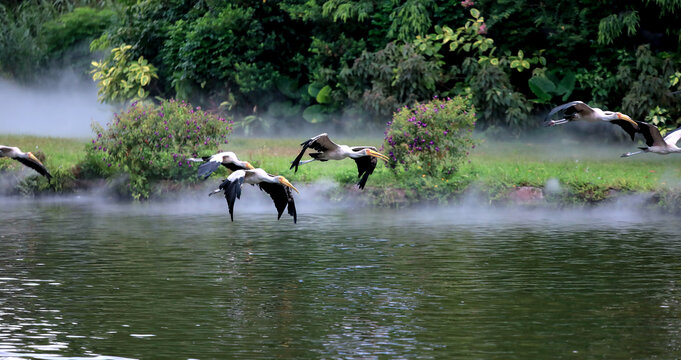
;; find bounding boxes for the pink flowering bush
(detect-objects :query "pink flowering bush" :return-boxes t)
[84,99,233,199]
[383,96,475,180]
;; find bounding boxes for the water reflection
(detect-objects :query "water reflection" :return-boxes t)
[1,196,681,358]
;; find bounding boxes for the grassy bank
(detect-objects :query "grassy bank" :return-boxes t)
[3,134,681,207]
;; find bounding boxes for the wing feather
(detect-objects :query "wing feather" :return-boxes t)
[290,133,339,172]
[353,155,377,190]
[15,157,52,179]
[258,182,296,223]
[635,121,665,147]
[545,101,594,120]
[219,171,245,221]
[198,161,221,179]
[663,126,681,146]
[609,119,637,141]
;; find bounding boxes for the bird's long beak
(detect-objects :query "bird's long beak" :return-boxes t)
[27,152,44,165]
[244,161,255,170]
[617,113,638,127]
[279,177,299,193]
[366,150,390,161]
[208,189,221,196]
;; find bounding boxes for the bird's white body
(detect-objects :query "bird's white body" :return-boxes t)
[0,145,52,178]
[583,107,608,122]
[289,133,389,189]
[647,144,681,155]
[229,168,281,185]
[322,144,355,161]
[0,146,22,158]
[189,151,253,179]
[210,168,299,222]
[545,101,639,141]
[621,123,681,157]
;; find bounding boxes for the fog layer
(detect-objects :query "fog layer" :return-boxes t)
[0,72,111,137]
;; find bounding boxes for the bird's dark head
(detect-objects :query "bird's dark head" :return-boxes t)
[277,176,299,193]
[363,149,390,161]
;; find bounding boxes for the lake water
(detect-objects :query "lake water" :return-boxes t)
[1,189,680,359]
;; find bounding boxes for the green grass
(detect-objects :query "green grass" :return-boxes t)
[0,134,87,172]
[3,134,681,203]
[467,139,681,191]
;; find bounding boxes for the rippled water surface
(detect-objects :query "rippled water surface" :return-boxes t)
[2,194,681,359]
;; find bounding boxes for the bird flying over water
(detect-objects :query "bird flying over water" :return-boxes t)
[621,121,681,157]
[209,168,299,223]
[544,101,639,141]
[290,133,390,189]
[0,145,52,179]
[188,151,254,179]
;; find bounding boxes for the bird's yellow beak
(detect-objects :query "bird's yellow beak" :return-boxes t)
[617,113,638,127]
[245,161,255,170]
[366,150,390,161]
[27,152,44,165]
[279,177,299,193]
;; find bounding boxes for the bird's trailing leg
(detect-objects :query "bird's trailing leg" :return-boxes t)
[291,159,316,166]
[208,188,222,196]
[543,119,569,127]
[621,150,644,158]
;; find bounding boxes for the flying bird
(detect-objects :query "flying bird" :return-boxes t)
[209,168,299,223]
[544,101,639,141]
[0,145,52,179]
[621,121,681,157]
[290,133,390,189]
[188,151,254,179]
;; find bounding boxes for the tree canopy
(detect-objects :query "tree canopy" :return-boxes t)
[2,0,681,134]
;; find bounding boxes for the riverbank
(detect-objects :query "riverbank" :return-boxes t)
[3,134,681,211]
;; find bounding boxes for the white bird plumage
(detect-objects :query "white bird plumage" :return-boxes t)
[0,145,52,179]
[188,151,254,179]
[621,121,681,157]
[544,101,639,141]
[209,168,299,223]
[290,133,390,189]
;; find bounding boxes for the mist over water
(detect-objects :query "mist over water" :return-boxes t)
[0,178,667,227]
[0,71,111,137]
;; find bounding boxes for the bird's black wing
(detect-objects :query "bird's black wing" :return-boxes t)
[258,182,297,223]
[15,157,52,179]
[223,162,245,171]
[290,133,338,172]
[609,119,638,141]
[198,161,220,179]
[351,146,378,190]
[545,101,593,121]
[635,121,665,147]
[219,175,244,221]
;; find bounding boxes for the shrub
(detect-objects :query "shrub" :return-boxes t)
[383,96,475,181]
[90,44,158,103]
[86,99,233,199]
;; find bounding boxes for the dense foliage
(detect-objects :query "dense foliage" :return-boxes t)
[3,0,681,134]
[384,96,475,180]
[85,99,233,199]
